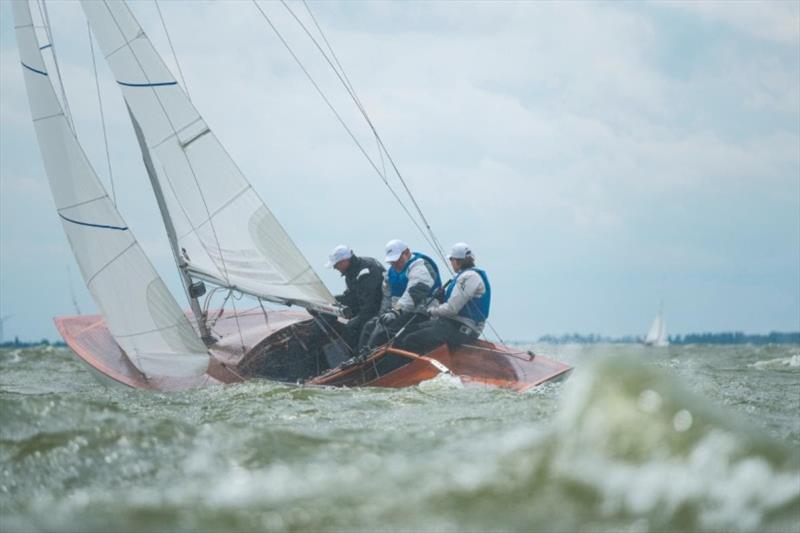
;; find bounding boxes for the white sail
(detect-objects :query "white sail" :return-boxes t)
[645,309,669,347]
[13,0,209,378]
[80,0,335,310]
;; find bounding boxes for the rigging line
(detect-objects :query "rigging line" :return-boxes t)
[299,1,390,193]
[105,2,234,290]
[288,7,509,346]
[297,5,504,345]
[37,0,74,132]
[281,0,450,269]
[250,1,440,256]
[229,291,248,357]
[153,0,191,100]
[299,0,390,188]
[87,21,116,206]
[257,298,270,329]
[286,1,448,263]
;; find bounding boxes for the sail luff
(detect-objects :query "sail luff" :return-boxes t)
[80,0,336,311]
[13,0,210,378]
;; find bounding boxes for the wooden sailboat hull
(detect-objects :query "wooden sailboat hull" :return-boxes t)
[54,313,571,392]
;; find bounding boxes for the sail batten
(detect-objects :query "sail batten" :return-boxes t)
[81,0,335,310]
[12,0,210,378]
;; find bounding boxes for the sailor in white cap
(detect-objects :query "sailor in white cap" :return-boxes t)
[381,239,442,321]
[355,239,443,355]
[324,244,385,352]
[397,242,491,355]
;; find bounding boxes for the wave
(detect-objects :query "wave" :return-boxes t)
[475,355,800,532]
[750,354,800,370]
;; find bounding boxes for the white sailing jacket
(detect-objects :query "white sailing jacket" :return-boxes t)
[430,270,486,334]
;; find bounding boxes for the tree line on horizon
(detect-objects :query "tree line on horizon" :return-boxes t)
[534,331,800,345]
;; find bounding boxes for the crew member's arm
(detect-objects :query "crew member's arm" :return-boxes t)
[335,287,355,308]
[378,273,392,314]
[429,271,484,318]
[395,261,434,312]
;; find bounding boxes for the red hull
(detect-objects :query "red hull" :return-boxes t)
[54,312,571,392]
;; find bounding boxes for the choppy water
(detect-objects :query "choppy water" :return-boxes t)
[1,344,798,532]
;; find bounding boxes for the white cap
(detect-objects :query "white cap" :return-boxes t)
[384,239,409,263]
[447,242,473,260]
[325,245,352,268]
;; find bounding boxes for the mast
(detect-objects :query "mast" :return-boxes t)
[127,106,213,344]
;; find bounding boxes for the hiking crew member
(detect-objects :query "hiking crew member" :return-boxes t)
[357,239,442,354]
[325,245,384,352]
[398,242,490,355]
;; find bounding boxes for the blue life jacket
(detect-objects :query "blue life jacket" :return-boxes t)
[444,268,491,323]
[387,252,442,298]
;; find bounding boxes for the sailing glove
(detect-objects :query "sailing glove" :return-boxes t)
[379,310,398,325]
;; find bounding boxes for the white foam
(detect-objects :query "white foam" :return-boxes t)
[750,354,800,369]
[417,372,464,391]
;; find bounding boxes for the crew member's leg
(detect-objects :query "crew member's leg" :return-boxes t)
[397,318,459,355]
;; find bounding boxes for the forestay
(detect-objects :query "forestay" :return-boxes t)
[13,0,209,378]
[80,0,335,309]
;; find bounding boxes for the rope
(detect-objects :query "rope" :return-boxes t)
[299,0,392,200]
[250,0,441,257]
[283,3,510,346]
[153,0,191,100]
[230,291,248,356]
[87,22,116,205]
[281,0,451,269]
[257,298,270,328]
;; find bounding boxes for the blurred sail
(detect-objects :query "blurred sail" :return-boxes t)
[80,0,334,308]
[645,309,669,347]
[13,0,209,378]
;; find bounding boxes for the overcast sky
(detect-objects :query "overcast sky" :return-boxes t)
[1,0,798,342]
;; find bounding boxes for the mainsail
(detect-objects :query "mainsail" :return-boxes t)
[12,0,209,378]
[80,0,335,310]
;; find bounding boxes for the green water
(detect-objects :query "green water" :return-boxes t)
[1,344,798,532]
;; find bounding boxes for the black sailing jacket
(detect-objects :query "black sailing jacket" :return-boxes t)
[335,254,385,327]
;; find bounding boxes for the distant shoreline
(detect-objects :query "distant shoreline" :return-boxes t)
[1,331,798,348]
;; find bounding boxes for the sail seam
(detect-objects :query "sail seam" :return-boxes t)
[104,30,144,60]
[112,321,195,340]
[33,112,64,122]
[85,242,137,287]
[284,266,314,285]
[58,194,109,211]
[59,213,128,231]
[39,43,52,50]
[176,185,252,241]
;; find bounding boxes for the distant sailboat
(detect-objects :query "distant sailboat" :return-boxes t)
[644,303,669,347]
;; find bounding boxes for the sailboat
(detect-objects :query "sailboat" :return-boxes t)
[644,303,669,347]
[12,0,571,391]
